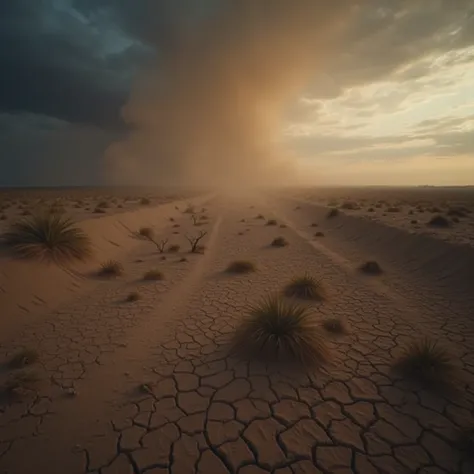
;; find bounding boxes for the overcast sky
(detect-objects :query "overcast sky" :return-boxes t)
[1,0,473,186]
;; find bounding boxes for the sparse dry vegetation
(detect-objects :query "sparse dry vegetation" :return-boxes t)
[428,215,450,228]
[230,297,328,366]
[322,318,347,335]
[284,274,326,301]
[327,208,339,218]
[6,349,39,369]
[99,260,124,277]
[225,260,256,274]
[126,291,140,302]
[143,269,163,281]
[393,338,457,390]
[168,244,180,253]
[2,214,92,263]
[359,260,383,275]
[271,236,288,247]
[266,219,277,226]
[185,231,207,253]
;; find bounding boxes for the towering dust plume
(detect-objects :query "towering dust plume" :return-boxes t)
[106,1,358,188]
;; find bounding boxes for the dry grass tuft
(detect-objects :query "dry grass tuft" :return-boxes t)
[359,261,383,275]
[139,227,154,239]
[2,214,92,263]
[428,215,450,228]
[143,269,163,281]
[126,292,140,302]
[322,318,347,335]
[271,236,288,247]
[284,274,326,301]
[99,260,124,277]
[7,349,39,369]
[393,338,457,390]
[226,260,256,274]
[230,297,328,366]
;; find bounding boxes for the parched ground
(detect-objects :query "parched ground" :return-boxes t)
[0,194,473,474]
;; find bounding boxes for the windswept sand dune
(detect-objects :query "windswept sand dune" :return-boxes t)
[0,194,212,341]
[0,192,473,474]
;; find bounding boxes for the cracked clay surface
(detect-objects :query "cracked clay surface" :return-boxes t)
[0,196,473,474]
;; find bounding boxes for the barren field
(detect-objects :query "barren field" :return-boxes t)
[284,186,474,248]
[0,188,473,474]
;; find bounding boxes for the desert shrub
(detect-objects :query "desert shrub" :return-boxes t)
[7,349,39,369]
[255,214,265,220]
[367,207,375,212]
[94,207,106,214]
[311,223,319,227]
[315,231,324,237]
[387,207,401,213]
[284,274,326,301]
[226,260,256,274]
[96,201,109,209]
[427,215,450,228]
[2,214,92,263]
[327,208,339,218]
[266,219,277,226]
[126,292,140,302]
[411,219,418,224]
[143,269,163,281]
[393,338,457,389]
[139,227,154,239]
[340,201,359,210]
[140,197,151,205]
[322,318,347,335]
[359,261,383,275]
[279,224,287,228]
[230,297,328,366]
[168,244,180,253]
[99,260,123,277]
[271,236,288,247]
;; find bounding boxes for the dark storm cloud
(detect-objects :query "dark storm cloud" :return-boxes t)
[0,0,153,128]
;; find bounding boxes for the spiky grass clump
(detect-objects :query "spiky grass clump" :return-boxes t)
[271,236,288,247]
[126,291,140,302]
[327,208,339,218]
[99,260,124,277]
[266,219,277,226]
[2,214,92,263]
[359,261,383,275]
[428,215,450,228]
[322,318,347,335]
[393,338,457,389]
[143,269,163,281]
[226,260,256,274]
[284,274,326,301]
[231,297,328,366]
[7,349,39,369]
[139,227,154,239]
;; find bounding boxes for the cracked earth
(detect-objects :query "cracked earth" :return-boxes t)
[0,194,473,474]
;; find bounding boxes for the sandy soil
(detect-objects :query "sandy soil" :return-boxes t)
[0,187,202,231]
[283,186,474,248]
[0,190,473,474]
